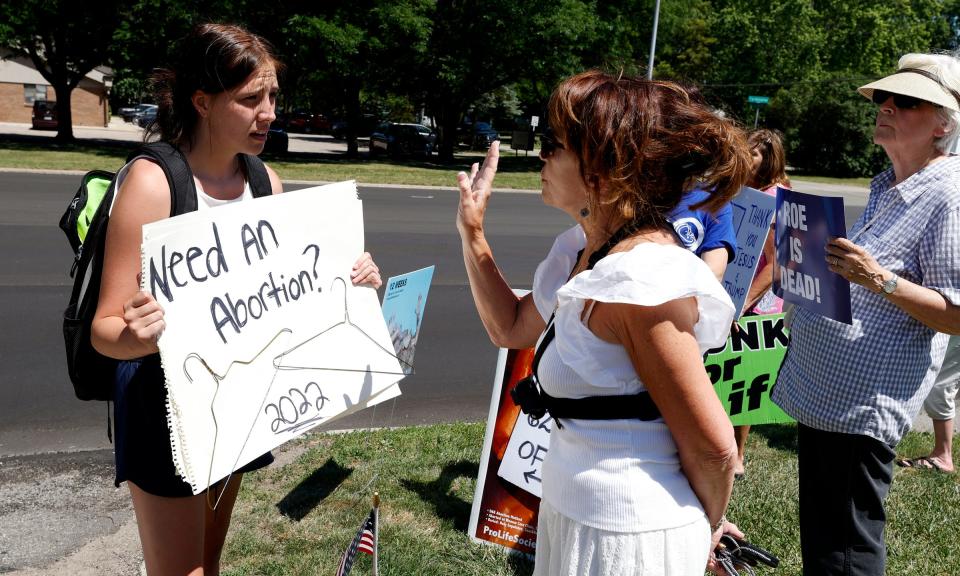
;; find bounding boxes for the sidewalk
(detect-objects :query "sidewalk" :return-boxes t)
[1,438,315,575]
[0,450,142,576]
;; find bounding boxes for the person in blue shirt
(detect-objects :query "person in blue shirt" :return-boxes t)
[668,188,737,280]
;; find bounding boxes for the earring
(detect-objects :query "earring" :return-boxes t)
[580,206,590,218]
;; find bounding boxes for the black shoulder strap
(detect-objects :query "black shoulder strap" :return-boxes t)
[532,219,642,379]
[128,142,198,216]
[239,154,273,198]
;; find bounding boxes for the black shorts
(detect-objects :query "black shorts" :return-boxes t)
[113,355,273,497]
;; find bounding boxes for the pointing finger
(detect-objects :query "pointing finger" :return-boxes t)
[478,141,500,184]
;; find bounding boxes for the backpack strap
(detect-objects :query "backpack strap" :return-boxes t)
[239,153,273,198]
[126,144,272,213]
[128,142,198,216]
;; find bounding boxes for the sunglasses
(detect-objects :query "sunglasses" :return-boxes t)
[540,127,565,158]
[871,89,938,110]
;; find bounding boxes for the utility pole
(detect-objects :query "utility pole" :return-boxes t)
[647,0,662,80]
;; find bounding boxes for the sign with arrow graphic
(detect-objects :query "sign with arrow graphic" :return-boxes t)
[469,315,541,557]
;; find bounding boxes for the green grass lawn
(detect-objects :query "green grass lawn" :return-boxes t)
[0,137,872,191]
[222,422,960,576]
[0,138,543,189]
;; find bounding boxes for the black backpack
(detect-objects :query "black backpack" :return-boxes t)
[60,142,273,402]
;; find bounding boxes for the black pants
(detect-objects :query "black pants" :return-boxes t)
[797,423,895,576]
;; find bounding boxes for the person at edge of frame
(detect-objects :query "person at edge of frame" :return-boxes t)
[772,51,960,575]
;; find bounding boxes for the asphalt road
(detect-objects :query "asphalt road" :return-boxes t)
[0,173,872,458]
[0,172,574,457]
[0,170,873,573]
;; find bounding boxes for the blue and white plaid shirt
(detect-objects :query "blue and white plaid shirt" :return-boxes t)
[773,156,960,446]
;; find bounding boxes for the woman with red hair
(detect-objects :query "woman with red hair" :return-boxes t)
[457,71,752,575]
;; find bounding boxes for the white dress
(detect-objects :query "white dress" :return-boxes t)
[530,226,735,576]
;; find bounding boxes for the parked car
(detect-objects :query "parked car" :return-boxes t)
[263,124,289,154]
[31,100,58,130]
[285,111,330,134]
[119,103,156,123]
[330,114,379,140]
[369,122,436,157]
[136,106,158,128]
[461,121,499,150]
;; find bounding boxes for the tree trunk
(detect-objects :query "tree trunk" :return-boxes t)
[345,78,361,159]
[53,83,75,142]
[435,100,462,163]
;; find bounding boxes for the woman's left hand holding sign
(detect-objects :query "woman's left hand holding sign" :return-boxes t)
[351,252,383,289]
[825,236,887,293]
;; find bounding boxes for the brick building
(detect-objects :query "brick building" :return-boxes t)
[0,51,112,127]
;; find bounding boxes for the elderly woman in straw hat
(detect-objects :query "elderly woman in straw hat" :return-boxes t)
[771,52,960,575]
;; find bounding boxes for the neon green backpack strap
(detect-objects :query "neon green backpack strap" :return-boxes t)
[77,173,113,244]
[59,169,116,257]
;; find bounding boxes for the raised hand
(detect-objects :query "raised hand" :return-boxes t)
[456,141,500,237]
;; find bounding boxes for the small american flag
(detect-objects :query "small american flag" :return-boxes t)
[335,508,377,576]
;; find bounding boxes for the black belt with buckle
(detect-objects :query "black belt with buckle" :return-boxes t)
[510,320,661,428]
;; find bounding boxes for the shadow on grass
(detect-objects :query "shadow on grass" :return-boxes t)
[750,423,799,453]
[269,149,541,172]
[276,458,353,521]
[507,551,535,575]
[0,134,543,174]
[0,134,138,155]
[400,459,478,532]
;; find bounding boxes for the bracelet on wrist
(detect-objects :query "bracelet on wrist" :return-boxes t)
[710,514,727,533]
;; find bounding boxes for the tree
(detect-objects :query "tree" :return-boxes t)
[283,1,434,157]
[683,0,956,176]
[0,0,123,141]
[108,0,201,109]
[108,0,294,109]
[419,0,599,161]
[588,0,719,81]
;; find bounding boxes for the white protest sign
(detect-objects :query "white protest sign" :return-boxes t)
[141,182,404,494]
[497,411,552,497]
[722,187,777,317]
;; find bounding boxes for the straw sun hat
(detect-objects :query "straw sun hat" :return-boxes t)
[858,65,960,112]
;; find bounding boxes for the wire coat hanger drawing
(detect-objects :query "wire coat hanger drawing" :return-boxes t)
[272,276,412,375]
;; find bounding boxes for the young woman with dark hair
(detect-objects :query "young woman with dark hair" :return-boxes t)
[91,23,381,575]
[458,71,752,575]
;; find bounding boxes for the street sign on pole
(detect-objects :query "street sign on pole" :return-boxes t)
[748,96,770,128]
[530,116,539,129]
